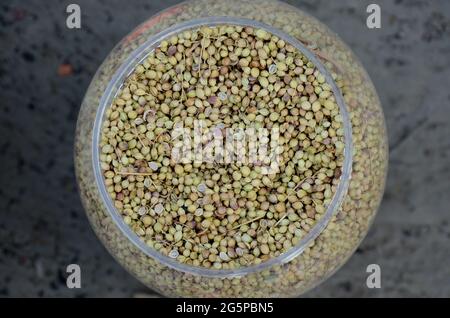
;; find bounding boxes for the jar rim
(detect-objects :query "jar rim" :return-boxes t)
[91,16,353,278]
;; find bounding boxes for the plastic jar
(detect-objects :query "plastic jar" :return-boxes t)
[75,0,388,297]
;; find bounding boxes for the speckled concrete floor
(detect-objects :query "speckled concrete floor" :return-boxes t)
[0,0,449,297]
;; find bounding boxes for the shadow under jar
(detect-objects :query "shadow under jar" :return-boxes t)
[75,0,388,297]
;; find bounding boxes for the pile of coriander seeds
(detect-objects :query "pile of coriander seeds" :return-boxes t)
[99,24,345,270]
[76,0,388,298]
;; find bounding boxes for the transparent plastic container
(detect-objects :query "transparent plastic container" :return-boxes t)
[75,0,388,297]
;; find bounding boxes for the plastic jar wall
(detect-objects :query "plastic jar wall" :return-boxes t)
[75,0,388,297]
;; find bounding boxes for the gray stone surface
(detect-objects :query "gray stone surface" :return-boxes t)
[0,0,449,297]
